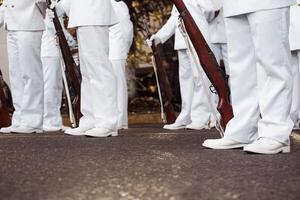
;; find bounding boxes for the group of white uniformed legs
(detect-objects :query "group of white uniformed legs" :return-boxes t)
[203,0,299,154]
[0,0,45,133]
[148,0,300,154]
[148,0,219,131]
[0,0,300,154]
[41,14,76,132]
[0,0,133,137]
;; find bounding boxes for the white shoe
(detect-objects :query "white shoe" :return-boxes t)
[186,123,209,130]
[64,126,92,136]
[202,138,248,149]
[11,126,43,134]
[43,125,71,132]
[244,137,290,154]
[43,126,63,132]
[163,122,186,130]
[85,128,118,137]
[0,125,16,133]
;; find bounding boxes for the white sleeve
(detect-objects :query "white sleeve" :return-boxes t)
[156,6,178,44]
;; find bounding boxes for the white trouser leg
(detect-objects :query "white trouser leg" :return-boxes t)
[42,56,63,128]
[7,31,23,127]
[190,75,214,125]
[250,8,293,144]
[15,31,44,128]
[290,51,300,125]
[221,43,230,75]
[77,32,95,128]
[77,26,118,130]
[225,8,293,144]
[211,43,229,75]
[224,15,260,143]
[297,52,300,121]
[175,49,194,125]
[111,59,128,129]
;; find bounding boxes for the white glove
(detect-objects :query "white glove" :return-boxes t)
[146,35,161,48]
[46,1,66,18]
[44,15,55,30]
[49,1,58,9]
[46,8,55,20]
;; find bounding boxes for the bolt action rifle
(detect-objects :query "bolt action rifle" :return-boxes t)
[0,69,12,128]
[143,21,177,124]
[171,0,233,131]
[46,0,82,127]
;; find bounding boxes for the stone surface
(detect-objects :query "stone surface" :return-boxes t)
[0,125,299,200]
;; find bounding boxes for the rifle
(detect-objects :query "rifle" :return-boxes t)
[143,20,177,124]
[171,0,233,130]
[46,0,82,127]
[0,69,12,127]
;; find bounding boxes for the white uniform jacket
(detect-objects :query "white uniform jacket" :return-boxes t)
[156,0,215,50]
[109,0,133,60]
[223,0,296,17]
[60,0,118,28]
[208,9,227,44]
[290,2,300,51]
[1,0,44,31]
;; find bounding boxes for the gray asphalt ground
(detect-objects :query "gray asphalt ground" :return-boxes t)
[0,124,300,200]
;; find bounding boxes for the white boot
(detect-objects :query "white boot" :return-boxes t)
[163,122,186,130]
[0,126,17,133]
[85,128,118,137]
[11,126,43,134]
[64,126,93,136]
[202,138,248,149]
[186,122,209,130]
[43,126,63,132]
[243,137,290,154]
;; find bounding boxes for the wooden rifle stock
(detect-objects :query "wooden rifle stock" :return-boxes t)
[47,0,82,126]
[0,70,12,127]
[171,0,233,130]
[144,22,176,124]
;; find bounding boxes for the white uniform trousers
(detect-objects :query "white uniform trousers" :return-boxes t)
[176,49,212,125]
[224,8,293,145]
[290,51,300,125]
[77,26,118,130]
[7,31,44,128]
[210,43,230,75]
[111,59,128,129]
[41,56,63,128]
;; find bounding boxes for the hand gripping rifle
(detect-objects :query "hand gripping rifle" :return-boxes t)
[46,0,82,127]
[0,69,12,127]
[143,20,176,124]
[171,0,233,131]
